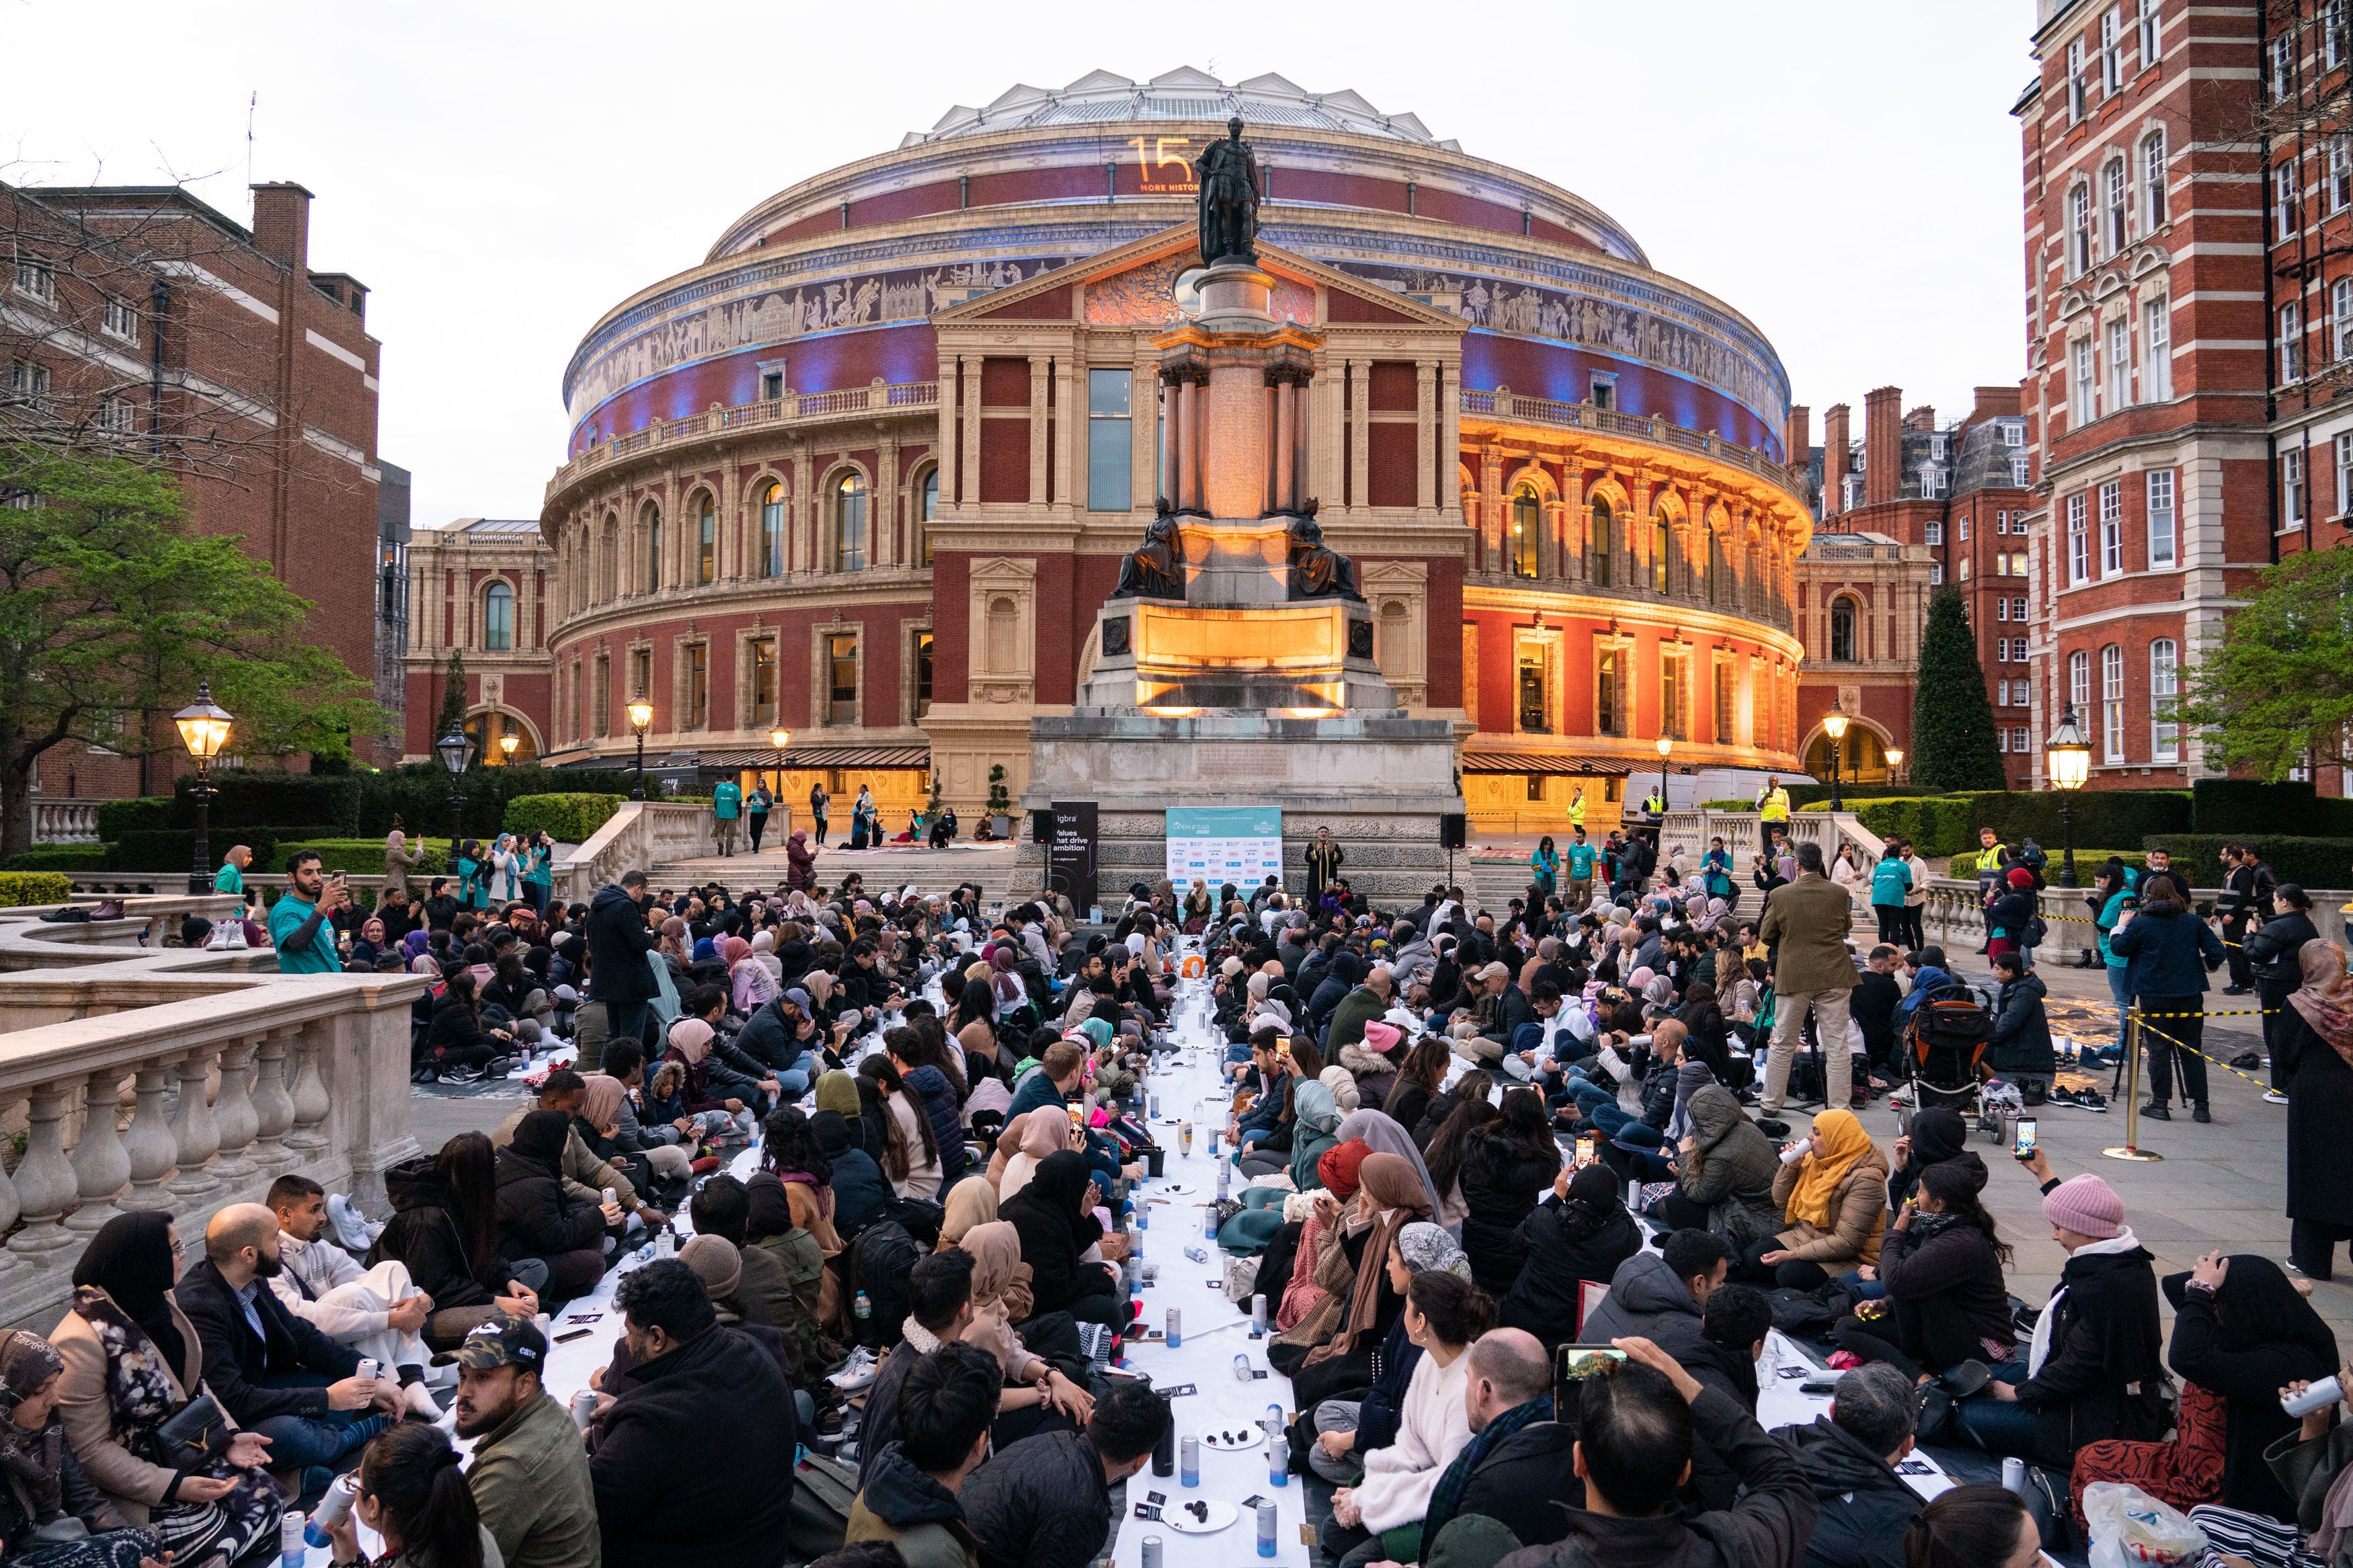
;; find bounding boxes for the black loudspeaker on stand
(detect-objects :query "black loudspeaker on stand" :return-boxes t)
[1030,809,1054,844]
[1440,813,1466,888]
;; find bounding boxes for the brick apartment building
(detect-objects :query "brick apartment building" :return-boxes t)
[1790,385,2036,788]
[3,179,385,820]
[2016,0,2348,795]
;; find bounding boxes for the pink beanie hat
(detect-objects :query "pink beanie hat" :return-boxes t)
[1363,1020,1402,1055]
[2042,1173,2124,1239]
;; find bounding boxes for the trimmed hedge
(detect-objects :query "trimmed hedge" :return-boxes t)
[172,773,362,833]
[2192,780,2353,837]
[2143,834,2353,891]
[1949,788,2191,849]
[276,838,449,878]
[0,872,75,907]
[1785,783,1948,809]
[111,827,278,874]
[504,794,621,842]
[1,845,112,872]
[1953,848,2147,878]
[355,764,643,839]
[96,798,173,840]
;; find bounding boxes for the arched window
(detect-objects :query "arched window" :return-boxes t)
[834,473,868,572]
[919,468,939,567]
[1829,597,1858,662]
[1706,532,1724,606]
[2069,183,2091,275]
[2142,130,2168,226]
[1589,498,1613,586]
[483,582,513,651]
[644,503,662,591]
[696,496,715,585]
[1509,486,1539,578]
[2104,157,2128,253]
[598,514,619,602]
[1652,516,1671,593]
[760,482,784,577]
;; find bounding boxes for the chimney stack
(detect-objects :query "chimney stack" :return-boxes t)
[249,182,314,270]
[1785,404,1810,474]
[1970,385,2022,423]
[1864,386,1903,507]
[1822,403,1851,518]
[1903,404,1937,433]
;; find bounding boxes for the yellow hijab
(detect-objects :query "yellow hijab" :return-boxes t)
[1786,1108,1874,1229]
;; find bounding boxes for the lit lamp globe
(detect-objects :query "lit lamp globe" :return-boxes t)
[2044,703,2091,790]
[769,726,791,753]
[1822,700,1849,812]
[173,683,235,896]
[1886,746,1905,783]
[627,698,655,733]
[497,733,519,762]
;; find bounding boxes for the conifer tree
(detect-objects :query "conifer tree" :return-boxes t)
[433,651,469,747]
[1909,588,2006,790]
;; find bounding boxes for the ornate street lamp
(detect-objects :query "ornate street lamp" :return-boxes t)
[627,696,655,801]
[173,682,234,896]
[2045,700,2091,889]
[1823,698,1850,813]
[1885,746,1905,786]
[1654,735,1671,819]
[435,725,476,862]
[497,731,519,764]
[768,725,791,797]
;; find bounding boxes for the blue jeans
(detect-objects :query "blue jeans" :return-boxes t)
[1836,1270,1887,1302]
[2106,964,2133,1054]
[1954,1362,2039,1456]
[249,1373,393,1476]
[775,1068,811,1099]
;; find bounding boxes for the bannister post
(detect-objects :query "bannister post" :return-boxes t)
[65,1067,131,1235]
[210,1039,260,1182]
[167,1046,222,1198]
[122,1064,177,1209]
[11,1083,79,1258]
[249,1030,296,1171]
[287,1022,331,1153]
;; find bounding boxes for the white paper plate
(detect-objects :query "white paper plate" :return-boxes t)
[1200,1428,1265,1452]
[1158,1499,1240,1534]
[1155,1182,1199,1196]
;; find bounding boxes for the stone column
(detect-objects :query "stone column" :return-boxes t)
[1176,374,1201,512]
[1160,369,1183,509]
[65,1069,130,1235]
[1561,466,1587,583]
[791,447,813,573]
[122,1065,177,1209]
[1416,360,1439,511]
[1027,356,1049,505]
[876,434,901,567]
[1273,374,1296,512]
[1349,364,1370,518]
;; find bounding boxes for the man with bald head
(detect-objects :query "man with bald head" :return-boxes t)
[175,1202,401,1490]
[1417,1327,1582,1555]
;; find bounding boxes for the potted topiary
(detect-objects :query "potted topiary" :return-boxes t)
[986,764,1013,840]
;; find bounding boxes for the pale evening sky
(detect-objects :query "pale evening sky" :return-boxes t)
[5,0,2035,532]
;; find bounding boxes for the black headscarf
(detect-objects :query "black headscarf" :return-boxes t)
[72,1211,185,1370]
[510,1108,571,1167]
[1560,1163,1626,1241]
[1888,1107,1987,1211]
[2174,1255,2340,1365]
[1002,1150,1094,1239]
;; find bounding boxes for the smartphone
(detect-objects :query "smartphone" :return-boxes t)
[554,1328,592,1344]
[1800,1378,1841,1396]
[2013,1118,2038,1159]
[1574,1135,1596,1168]
[1556,1346,1629,1381]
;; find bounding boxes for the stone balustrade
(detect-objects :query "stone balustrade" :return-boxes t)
[0,911,421,1333]
[546,380,941,502]
[555,800,719,901]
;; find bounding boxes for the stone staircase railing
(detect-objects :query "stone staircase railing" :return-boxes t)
[557,801,719,902]
[0,912,420,1333]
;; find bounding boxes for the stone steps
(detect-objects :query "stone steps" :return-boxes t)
[649,841,1027,907]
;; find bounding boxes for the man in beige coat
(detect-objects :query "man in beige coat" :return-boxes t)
[1757,841,1861,1125]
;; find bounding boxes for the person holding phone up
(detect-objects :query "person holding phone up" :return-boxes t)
[270,850,347,976]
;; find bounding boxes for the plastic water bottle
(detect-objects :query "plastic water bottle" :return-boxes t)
[1251,1293,1268,1335]
[355,1358,380,1385]
[303,1476,358,1548]
[1135,1201,1148,1230]
[1232,1352,1252,1380]
[655,1227,676,1260]
[854,1290,872,1323]
[1216,1161,1230,1202]
[1181,1434,1200,1487]
[280,1512,308,1568]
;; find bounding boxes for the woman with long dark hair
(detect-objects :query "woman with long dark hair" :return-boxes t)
[1457,1088,1562,1292]
[1381,1038,1449,1147]
[860,1055,941,1198]
[319,1425,490,1568]
[755,1106,842,1255]
[368,1134,543,1350]
[1422,1095,1497,1237]
[1832,1161,2016,1384]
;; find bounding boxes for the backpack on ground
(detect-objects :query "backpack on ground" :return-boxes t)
[845,1220,923,1350]
[783,1452,857,1564]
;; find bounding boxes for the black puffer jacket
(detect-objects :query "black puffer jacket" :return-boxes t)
[1876,1214,2016,1356]
[1988,973,2057,1074]
[493,1140,606,1259]
[584,884,657,1003]
[1497,1195,1644,1350]
[1458,1131,1562,1293]
[960,1429,1113,1568]
[369,1156,504,1311]
[590,1323,796,1568]
[1439,1408,1582,1550]
[1776,1415,1921,1568]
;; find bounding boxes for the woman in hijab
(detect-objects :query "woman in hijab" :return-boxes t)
[2282,942,2353,1279]
[1497,1164,1642,1350]
[569,1072,663,1196]
[664,1018,758,1142]
[939,1176,998,1249]
[1318,1065,1361,1117]
[1291,1153,1436,1407]
[951,1220,1091,1445]
[1287,1079,1344,1193]
[401,930,434,977]
[50,1214,282,1567]
[1458,1088,1564,1293]
[0,1330,165,1568]
[2161,1252,2339,1519]
[1337,1110,1441,1216]
[726,936,776,1017]
[1884,1106,1989,1219]
[1747,1106,1888,1290]
[492,1109,610,1298]
[998,1108,1073,1203]
[998,1150,1125,1329]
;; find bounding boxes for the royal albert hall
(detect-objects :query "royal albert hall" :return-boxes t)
[509,68,1812,831]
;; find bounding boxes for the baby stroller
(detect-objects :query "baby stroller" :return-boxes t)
[1894,980,2006,1145]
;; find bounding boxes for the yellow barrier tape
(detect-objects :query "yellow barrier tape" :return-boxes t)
[2133,1016,2274,1091]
